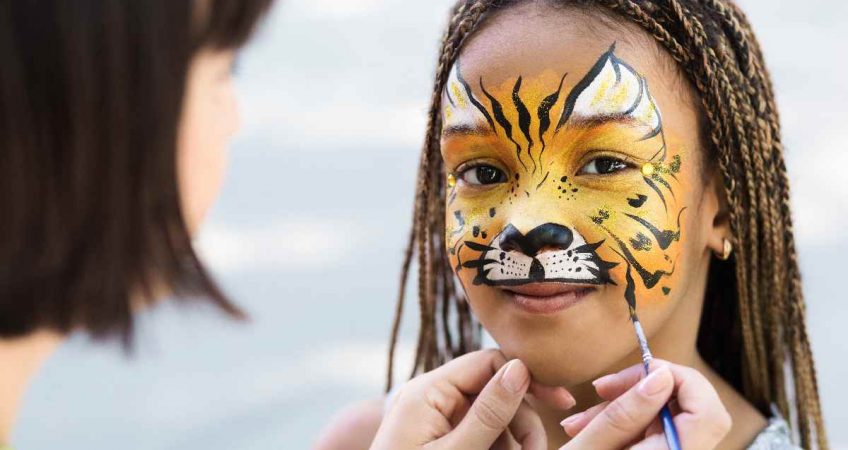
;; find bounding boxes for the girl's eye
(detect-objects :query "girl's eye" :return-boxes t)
[579,157,631,175]
[459,164,507,186]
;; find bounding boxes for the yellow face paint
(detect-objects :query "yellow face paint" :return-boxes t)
[441,44,688,312]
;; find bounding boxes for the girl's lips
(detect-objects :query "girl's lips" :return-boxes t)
[501,283,595,314]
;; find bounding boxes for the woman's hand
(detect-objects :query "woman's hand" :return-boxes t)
[369,349,575,450]
[559,360,732,449]
[369,354,730,450]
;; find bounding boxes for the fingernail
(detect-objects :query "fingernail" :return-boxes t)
[592,373,616,390]
[500,360,529,393]
[562,392,577,410]
[638,366,671,396]
[560,412,583,428]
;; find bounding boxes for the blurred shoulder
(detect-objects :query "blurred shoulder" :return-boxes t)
[313,396,385,450]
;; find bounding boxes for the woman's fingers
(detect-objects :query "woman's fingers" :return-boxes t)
[507,400,547,450]
[560,402,607,437]
[428,348,510,396]
[436,359,535,449]
[562,365,675,449]
[592,360,670,401]
[393,349,508,422]
[627,432,672,450]
[661,365,732,449]
[577,360,732,450]
[529,381,576,411]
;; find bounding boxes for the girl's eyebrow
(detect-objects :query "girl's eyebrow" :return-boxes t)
[443,123,496,137]
[444,115,644,138]
[569,115,640,128]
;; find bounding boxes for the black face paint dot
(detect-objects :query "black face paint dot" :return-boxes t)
[662,287,671,295]
[560,176,568,182]
[481,231,488,239]
[515,173,520,180]
[573,257,578,262]
[571,188,578,193]
[500,252,506,260]
[489,207,496,217]
[567,250,572,256]
[575,267,582,272]
[472,226,480,237]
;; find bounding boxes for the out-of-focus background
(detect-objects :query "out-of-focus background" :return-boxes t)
[14,0,847,448]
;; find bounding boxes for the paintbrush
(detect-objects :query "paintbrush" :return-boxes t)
[614,248,682,450]
[629,310,681,450]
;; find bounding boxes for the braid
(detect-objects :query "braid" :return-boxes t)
[387,0,828,447]
[386,0,494,389]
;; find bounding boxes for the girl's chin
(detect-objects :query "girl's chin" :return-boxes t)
[495,345,612,386]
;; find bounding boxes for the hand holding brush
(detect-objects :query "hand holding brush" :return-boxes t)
[560,360,732,449]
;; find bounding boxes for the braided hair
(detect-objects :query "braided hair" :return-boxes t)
[385,1,827,447]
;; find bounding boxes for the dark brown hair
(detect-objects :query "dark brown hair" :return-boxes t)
[386,0,828,447]
[0,0,272,346]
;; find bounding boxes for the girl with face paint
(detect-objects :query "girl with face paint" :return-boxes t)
[0,2,702,449]
[320,0,827,449]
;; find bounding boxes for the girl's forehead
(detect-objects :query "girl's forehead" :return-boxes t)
[458,6,681,97]
[459,34,661,96]
[453,8,702,152]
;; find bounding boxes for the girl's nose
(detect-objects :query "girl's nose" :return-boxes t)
[497,223,574,257]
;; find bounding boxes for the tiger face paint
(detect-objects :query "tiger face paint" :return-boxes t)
[441,38,706,384]
[444,44,686,315]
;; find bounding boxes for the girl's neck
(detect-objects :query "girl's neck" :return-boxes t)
[0,330,63,444]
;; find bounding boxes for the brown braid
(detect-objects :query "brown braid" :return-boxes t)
[385,0,828,447]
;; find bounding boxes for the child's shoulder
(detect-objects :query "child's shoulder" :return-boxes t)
[313,397,385,450]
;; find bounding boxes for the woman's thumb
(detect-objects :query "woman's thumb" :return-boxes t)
[436,360,534,449]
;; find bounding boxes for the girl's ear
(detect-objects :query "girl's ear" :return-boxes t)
[705,170,732,256]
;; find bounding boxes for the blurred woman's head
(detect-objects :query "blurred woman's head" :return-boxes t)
[0,0,272,345]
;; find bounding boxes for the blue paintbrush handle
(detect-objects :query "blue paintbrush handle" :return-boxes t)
[660,404,681,450]
[632,318,682,450]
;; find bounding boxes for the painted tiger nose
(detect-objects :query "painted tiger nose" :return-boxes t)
[498,223,574,257]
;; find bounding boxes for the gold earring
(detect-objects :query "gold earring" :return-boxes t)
[717,238,733,261]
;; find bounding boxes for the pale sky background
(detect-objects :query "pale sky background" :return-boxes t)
[14,0,848,449]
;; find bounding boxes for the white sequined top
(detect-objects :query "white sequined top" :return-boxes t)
[747,416,799,450]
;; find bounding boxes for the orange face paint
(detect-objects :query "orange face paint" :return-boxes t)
[442,44,689,312]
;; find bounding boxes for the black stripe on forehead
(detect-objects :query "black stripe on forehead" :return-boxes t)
[511,77,534,165]
[537,73,567,155]
[623,76,645,116]
[454,62,496,131]
[557,44,616,131]
[445,80,457,107]
[480,78,528,171]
